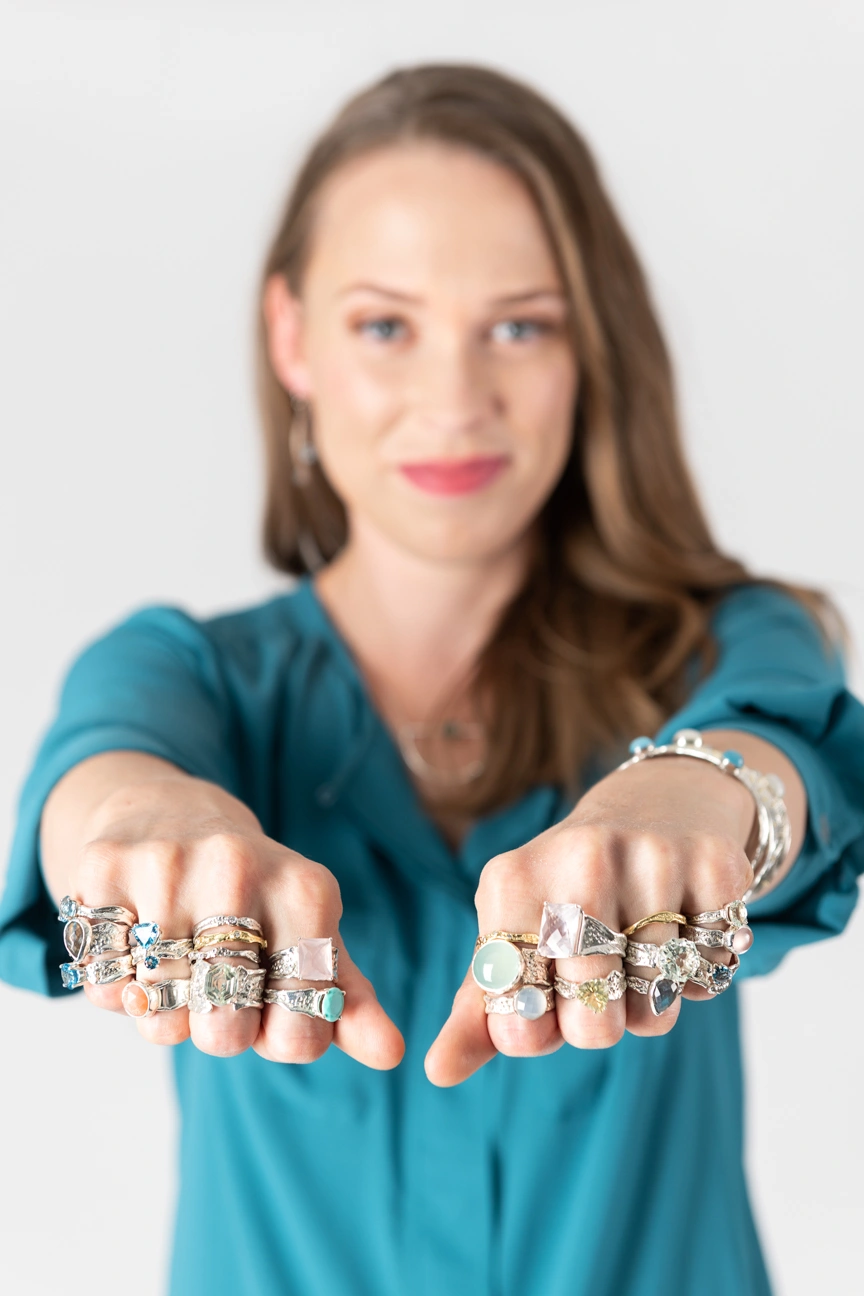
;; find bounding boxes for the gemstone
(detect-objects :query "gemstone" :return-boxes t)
[731,925,753,954]
[726,900,748,928]
[59,896,78,921]
[122,981,153,1017]
[710,964,733,992]
[144,955,159,970]
[574,979,610,1015]
[471,940,524,993]
[650,978,680,1015]
[131,922,160,949]
[297,938,334,981]
[721,749,744,768]
[60,963,83,989]
[658,939,699,982]
[629,736,653,755]
[205,964,238,1005]
[319,987,345,1022]
[63,918,89,961]
[514,986,548,1020]
[537,902,583,958]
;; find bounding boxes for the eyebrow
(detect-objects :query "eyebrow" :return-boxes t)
[337,282,566,305]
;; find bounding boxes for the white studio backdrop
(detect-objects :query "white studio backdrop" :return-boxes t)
[1,2,862,1291]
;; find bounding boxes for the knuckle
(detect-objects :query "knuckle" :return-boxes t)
[287,861,341,917]
[78,838,126,892]
[476,851,530,909]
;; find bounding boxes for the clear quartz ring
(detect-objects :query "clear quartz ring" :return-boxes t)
[60,954,135,989]
[537,902,627,959]
[63,917,131,961]
[57,896,136,926]
[483,985,556,1019]
[624,937,701,981]
[188,960,265,1013]
[263,986,345,1022]
[554,968,627,1014]
[192,915,264,939]
[268,939,339,982]
[122,978,191,1018]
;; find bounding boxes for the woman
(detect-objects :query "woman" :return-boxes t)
[2,63,862,1296]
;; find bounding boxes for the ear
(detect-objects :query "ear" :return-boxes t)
[262,274,313,399]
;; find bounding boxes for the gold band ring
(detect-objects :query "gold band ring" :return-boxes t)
[474,931,539,952]
[193,928,268,952]
[622,912,687,937]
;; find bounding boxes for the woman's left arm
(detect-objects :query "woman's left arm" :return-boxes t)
[427,587,864,1086]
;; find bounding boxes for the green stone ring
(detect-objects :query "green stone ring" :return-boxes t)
[263,986,345,1022]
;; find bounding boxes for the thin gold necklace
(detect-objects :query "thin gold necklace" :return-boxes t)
[396,718,487,786]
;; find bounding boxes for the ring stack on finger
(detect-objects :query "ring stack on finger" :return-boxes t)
[121,919,195,1019]
[264,937,345,1021]
[188,916,267,1014]
[57,895,136,990]
[623,900,750,1015]
[472,931,554,1020]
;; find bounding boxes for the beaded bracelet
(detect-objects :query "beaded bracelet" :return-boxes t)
[616,728,791,901]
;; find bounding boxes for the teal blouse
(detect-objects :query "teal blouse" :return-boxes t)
[2,580,863,1296]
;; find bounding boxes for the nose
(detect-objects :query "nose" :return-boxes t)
[412,334,500,434]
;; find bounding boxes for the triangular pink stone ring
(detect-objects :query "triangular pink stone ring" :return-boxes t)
[537,902,627,959]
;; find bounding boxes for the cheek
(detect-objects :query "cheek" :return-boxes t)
[510,354,579,476]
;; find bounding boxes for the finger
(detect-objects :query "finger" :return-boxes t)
[84,976,133,1015]
[426,963,506,1087]
[472,853,561,1059]
[330,948,404,1070]
[553,900,625,1050]
[623,916,682,1037]
[679,844,752,1003]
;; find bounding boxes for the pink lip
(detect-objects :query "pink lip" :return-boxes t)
[398,455,509,496]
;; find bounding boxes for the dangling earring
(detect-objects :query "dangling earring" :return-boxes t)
[288,398,317,487]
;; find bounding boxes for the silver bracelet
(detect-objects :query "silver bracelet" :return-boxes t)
[618,728,791,901]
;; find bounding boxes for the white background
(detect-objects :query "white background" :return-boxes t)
[1,2,862,1291]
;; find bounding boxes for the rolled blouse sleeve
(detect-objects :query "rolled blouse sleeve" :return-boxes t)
[0,607,239,998]
[655,584,864,977]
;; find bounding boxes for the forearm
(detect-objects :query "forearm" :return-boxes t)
[39,750,260,904]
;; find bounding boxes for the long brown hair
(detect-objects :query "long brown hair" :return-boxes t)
[256,62,829,812]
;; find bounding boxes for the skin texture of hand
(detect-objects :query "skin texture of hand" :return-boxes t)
[425,729,806,1087]
[40,751,405,1068]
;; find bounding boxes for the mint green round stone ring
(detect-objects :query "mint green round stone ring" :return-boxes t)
[471,934,550,996]
[263,986,345,1022]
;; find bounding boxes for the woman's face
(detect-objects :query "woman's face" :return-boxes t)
[266,142,579,566]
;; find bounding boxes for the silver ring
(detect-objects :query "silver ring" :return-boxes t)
[537,902,627,959]
[268,938,339,982]
[624,938,701,982]
[57,896,136,926]
[60,954,135,989]
[687,950,741,995]
[189,960,265,1013]
[687,900,748,928]
[192,915,264,939]
[63,917,130,961]
[188,945,261,965]
[263,986,345,1022]
[680,923,754,954]
[483,985,555,1019]
[625,973,683,1016]
[131,938,194,968]
[122,978,191,1018]
[554,968,627,1013]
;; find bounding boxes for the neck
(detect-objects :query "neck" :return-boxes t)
[314,521,530,723]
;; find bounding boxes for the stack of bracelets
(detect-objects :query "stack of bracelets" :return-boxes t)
[471,728,791,1018]
[56,905,346,1023]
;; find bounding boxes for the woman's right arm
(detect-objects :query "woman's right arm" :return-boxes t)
[40,749,404,1068]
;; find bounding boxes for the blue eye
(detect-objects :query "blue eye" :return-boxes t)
[491,319,547,342]
[358,318,406,341]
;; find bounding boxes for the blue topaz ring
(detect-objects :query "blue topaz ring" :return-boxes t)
[189,960,265,1013]
[60,954,135,990]
[264,986,345,1022]
[57,895,136,926]
[471,937,551,995]
[554,968,627,1014]
[484,985,555,1019]
[131,938,194,969]
[122,978,191,1017]
[268,939,339,982]
[63,917,131,962]
[687,950,740,995]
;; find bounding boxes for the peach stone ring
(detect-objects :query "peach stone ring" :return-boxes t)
[122,978,191,1018]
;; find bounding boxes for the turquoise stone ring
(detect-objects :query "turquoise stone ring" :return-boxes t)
[471,939,525,994]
